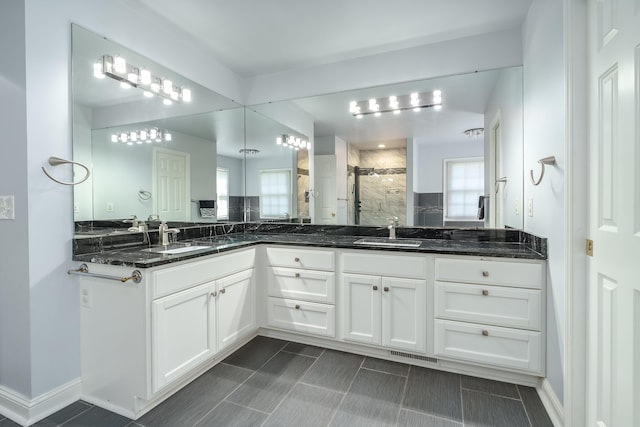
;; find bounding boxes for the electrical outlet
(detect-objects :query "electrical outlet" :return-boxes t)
[514,199,520,215]
[106,202,114,212]
[0,195,15,220]
[527,198,533,217]
[81,288,92,308]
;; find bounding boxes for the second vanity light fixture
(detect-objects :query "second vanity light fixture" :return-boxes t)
[93,55,192,105]
[276,134,310,150]
[111,128,172,145]
[349,90,442,118]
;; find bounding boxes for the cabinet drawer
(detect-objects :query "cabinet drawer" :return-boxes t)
[435,257,542,289]
[341,252,427,279]
[434,282,542,330]
[154,249,255,298]
[266,297,335,337]
[266,247,335,270]
[434,320,543,374]
[267,267,335,303]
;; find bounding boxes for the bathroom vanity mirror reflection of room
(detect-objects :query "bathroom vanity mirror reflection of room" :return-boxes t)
[248,67,524,229]
[71,24,244,225]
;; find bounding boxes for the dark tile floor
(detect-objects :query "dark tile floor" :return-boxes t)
[1,336,554,427]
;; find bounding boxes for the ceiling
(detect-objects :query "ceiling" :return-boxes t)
[133,0,532,77]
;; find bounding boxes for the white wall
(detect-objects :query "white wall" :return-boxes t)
[217,155,243,197]
[0,0,245,408]
[414,141,484,193]
[523,0,565,403]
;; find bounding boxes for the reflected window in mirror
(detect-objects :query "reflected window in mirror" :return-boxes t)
[260,169,292,220]
[216,168,229,220]
[443,157,485,226]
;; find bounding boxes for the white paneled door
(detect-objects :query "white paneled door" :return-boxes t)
[154,148,190,221]
[588,1,640,426]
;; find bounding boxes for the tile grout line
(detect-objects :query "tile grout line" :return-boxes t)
[360,365,410,378]
[399,407,465,426]
[392,364,411,426]
[192,340,291,427]
[257,347,327,427]
[459,374,466,427]
[460,385,524,401]
[324,355,366,427]
[516,384,535,427]
[58,403,95,426]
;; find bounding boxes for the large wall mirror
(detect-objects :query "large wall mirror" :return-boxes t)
[72,25,244,224]
[248,67,524,229]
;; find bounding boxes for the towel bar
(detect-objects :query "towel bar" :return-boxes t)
[68,263,142,283]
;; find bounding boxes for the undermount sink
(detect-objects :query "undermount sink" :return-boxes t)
[142,245,212,255]
[354,237,422,248]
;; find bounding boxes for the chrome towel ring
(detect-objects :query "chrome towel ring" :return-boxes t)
[530,156,556,186]
[42,156,90,186]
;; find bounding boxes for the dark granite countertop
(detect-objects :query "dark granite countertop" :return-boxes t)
[73,230,547,269]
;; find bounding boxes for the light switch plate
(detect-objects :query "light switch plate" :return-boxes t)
[0,195,15,220]
[527,198,533,217]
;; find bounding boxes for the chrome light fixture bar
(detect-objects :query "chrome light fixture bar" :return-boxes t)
[239,148,260,156]
[111,128,172,145]
[464,128,484,138]
[276,134,310,150]
[94,55,192,105]
[349,90,442,118]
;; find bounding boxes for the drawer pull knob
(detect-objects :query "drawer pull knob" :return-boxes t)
[482,330,489,336]
[384,287,389,292]
[482,271,490,277]
[220,288,226,294]
[294,257,300,262]
[482,290,489,296]
[373,285,378,291]
[295,273,301,278]
[295,304,300,309]
[211,291,217,297]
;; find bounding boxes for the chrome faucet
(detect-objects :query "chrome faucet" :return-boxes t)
[387,217,399,239]
[158,221,180,246]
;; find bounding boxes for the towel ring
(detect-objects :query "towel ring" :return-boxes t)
[42,157,90,186]
[530,156,556,186]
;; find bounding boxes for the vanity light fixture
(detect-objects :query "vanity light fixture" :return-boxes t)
[111,128,172,145]
[464,128,484,139]
[349,90,442,118]
[239,148,260,156]
[276,134,310,150]
[93,55,192,105]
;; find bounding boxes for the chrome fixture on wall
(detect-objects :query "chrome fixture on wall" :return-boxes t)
[42,156,91,186]
[93,55,192,105]
[464,127,484,138]
[110,128,172,145]
[276,134,310,150]
[239,148,260,156]
[530,156,556,186]
[349,90,442,118]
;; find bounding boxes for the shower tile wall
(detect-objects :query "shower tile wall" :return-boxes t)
[297,150,310,219]
[414,192,444,226]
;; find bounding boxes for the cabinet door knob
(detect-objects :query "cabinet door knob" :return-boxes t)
[211,291,217,297]
[383,287,389,292]
[482,330,489,336]
[373,285,378,291]
[295,304,300,309]
[482,290,489,296]
[482,271,490,277]
[295,273,301,278]
[294,257,300,262]
[220,288,226,294]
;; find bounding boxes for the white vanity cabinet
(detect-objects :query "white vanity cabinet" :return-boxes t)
[265,246,336,337]
[341,251,427,354]
[433,256,545,374]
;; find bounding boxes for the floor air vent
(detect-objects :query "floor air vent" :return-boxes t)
[389,350,438,363]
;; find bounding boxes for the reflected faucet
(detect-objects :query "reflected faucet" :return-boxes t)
[159,221,180,246]
[387,216,399,239]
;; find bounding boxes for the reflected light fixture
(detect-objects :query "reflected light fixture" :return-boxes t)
[239,148,260,156]
[93,55,192,105]
[276,134,310,150]
[111,128,172,145]
[349,90,442,117]
[464,128,484,139]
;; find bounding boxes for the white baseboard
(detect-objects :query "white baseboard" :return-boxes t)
[537,378,565,427]
[0,378,81,426]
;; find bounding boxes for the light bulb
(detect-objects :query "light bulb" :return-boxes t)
[276,137,282,145]
[182,88,192,102]
[164,132,172,141]
[356,114,363,119]
[93,62,105,79]
[111,134,118,143]
[171,91,179,101]
[120,132,128,142]
[433,105,442,111]
[114,56,126,74]
[162,79,173,95]
[140,69,151,85]
[127,68,138,84]
[149,129,158,139]
[393,110,401,115]
[349,101,357,113]
[120,81,132,89]
[410,92,420,106]
[127,141,133,146]
[130,131,137,142]
[433,89,442,97]
[140,130,148,140]
[413,107,421,112]
[163,99,172,106]
[150,78,161,93]
[374,112,381,117]
[143,91,153,98]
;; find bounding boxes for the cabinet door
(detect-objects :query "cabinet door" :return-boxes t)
[342,274,381,345]
[381,277,426,353]
[152,282,215,392]
[216,269,256,352]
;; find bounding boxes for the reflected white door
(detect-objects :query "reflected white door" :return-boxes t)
[493,121,505,228]
[315,155,337,224]
[587,1,640,426]
[153,148,190,221]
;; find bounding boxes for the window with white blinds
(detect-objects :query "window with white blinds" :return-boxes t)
[260,169,291,219]
[443,157,484,221]
[216,168,229,220]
